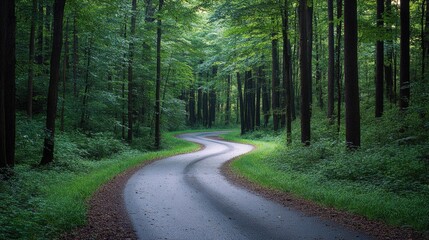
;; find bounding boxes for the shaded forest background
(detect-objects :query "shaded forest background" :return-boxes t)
[1,0,429,238]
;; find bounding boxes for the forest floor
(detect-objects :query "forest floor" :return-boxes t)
[63,133,427,240]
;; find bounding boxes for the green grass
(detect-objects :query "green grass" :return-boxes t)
[222,117,429,231]
[0,131,200,240]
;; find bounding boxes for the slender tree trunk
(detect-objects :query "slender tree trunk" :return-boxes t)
[60,19,69,132]
[299,0,311,146]
[424,0,429,78]
[80,38,92,130]
[327,0,335,121]
[36,1,43,64]
[260,66,270,127]
[237,72,246,135]
[400,0,410,110]
[189,86,196,126]
[27,0,37,119]
[0,0,16,170]
[128,0,137,143]
[336,0,343,134]
[376,0,384,117]
[154,0,164,149]
[225,75,231,125]
[41,0,66,165]
[344,0,360,149]
[314,10,323,110]
[272,32,280,131]
[385,0,394,103]
[306,0,313,107]
[281,0,292,143]
[72,14,78,97]
[255,71,261,128]
[44,3,52,64]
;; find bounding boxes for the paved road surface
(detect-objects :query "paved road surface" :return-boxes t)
[124,131,371,240]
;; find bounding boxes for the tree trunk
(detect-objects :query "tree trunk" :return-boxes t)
[36,1,44,64]
[79,38,92,130]
[225,75,231,125]
[0,0,16,170]
[27,0,37,119]
[60,18,69,132]
[327,0,335,121]
[281,0,292,143]
[128,0,137,143]
[336,0,343,134]
[189,86,196,126]
[40,0,66,165]
[271,32,280,131]
[376,0,384,117]
[154,0,163,149]
[385,0,394,103]
[314,9,323,110]
[306,0,313,107]
[237,72,246,135]
[260,66,270,127]
[400,0,410,110]
[72,14,78,97]
[344,0,360,149]
[255,71,261,128]
[422,0,429,79]
[299,0,311,146]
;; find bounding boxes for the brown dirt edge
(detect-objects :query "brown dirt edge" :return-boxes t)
[61,141,204,240]
[220,151,429,240]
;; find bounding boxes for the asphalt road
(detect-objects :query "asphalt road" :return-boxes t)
[124,131,372,240]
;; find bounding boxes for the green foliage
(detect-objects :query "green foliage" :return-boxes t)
[0,132,199,239]
[224,106,429,231]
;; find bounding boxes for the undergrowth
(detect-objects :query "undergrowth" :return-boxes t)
[0,130,199,240]
[224,107,429,231]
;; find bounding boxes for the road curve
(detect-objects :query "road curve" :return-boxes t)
[124,131,372,240]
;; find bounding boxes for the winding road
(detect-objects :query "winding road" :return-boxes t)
[124,132,372,240]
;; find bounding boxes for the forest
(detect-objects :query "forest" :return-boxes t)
[1,0,429,239]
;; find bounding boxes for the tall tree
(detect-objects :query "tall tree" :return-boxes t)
[424,0,429,78]
[225,75,231,125]
[271,31,280,131]
[128,0,137,143]
[72,14,78,97]
[375,0,384,117]
[344,0,360,149]
[280,0,292,144]
[40,0,66,165]
[400,0,410,110]
[154,0,164,149]
[60,19,69,132]
[237,72,246,135]
[385,0,395,103]
[0,0,16,170]
[336,0,343,133]
[27,0,37,119]
[327,0,335,121]
[299,0,311,145]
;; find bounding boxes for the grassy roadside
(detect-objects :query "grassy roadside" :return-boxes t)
[0,131,200,240]
[222,129,429,232]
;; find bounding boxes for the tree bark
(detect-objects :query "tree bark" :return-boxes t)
[225,75,231,125]
[79,38,92,130]
[41,0,66,165]
[271,32,280,131]
[60,18,69,132]
[237,72,246,135]
[336,0,343,134]
[385,0,394,103]
[375,0,384,117]
[260,66,270,127]
[327,0,335,121]
[299,0,311,146]
[281,0,292,144]
[27,0,37,119]
[128,0,137,143]
[0,0,16,170]
[72,14,78,97]
[36,0,44,64]
[344,0,360,149]
[400,0,410,110]
[154,0,164,149]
